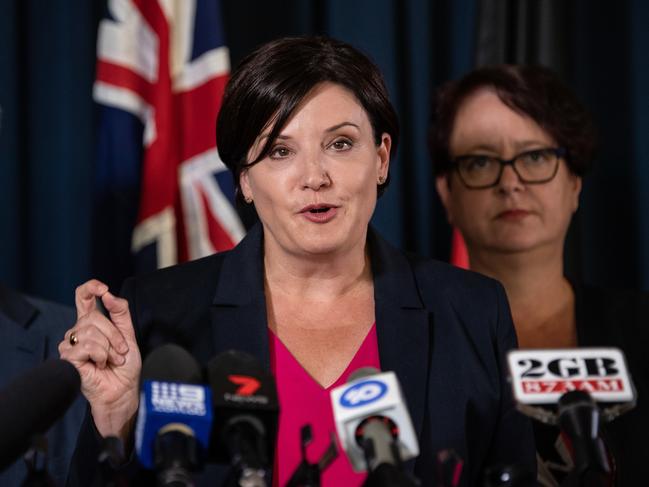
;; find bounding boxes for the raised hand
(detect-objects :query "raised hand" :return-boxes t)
[59,279,142,441]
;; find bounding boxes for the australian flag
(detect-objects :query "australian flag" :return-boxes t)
[92,0,244,288]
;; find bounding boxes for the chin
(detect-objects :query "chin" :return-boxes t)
[486,235,553,254]
[301,233,362,256]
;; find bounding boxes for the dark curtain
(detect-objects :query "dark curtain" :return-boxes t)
[0,1,102,304]
[1,0,648,306]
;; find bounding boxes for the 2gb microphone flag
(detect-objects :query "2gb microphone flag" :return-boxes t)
[93,0,244,281]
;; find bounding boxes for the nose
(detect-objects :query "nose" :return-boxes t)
[301,153,331,190]
[496,164,523,194]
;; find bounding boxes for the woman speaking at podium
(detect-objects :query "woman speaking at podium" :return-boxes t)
[60,37,535,486]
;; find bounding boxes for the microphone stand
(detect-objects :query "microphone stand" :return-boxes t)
[21,435,55,487]
[557,391,611,487]
[285,425,338,487]
[360,424,420,487]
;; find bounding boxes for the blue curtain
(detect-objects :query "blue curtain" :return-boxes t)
[0,1,100,304]
[1,0,648,306]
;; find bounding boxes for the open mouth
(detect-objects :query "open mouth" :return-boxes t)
[300,204,338,222]
[301,204,336,213]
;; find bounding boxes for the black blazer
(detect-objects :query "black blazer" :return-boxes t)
[576,285,649,486]
[68,224,535,486]
[0,285,85,487]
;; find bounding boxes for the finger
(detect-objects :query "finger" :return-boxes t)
[81,325,127,366]
[60,334,111,369]
[75,279,109,318]
[101,292,135,342]
[73,312,129,355]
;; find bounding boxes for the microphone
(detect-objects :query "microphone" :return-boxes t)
[97,436,126,487]
[557,391,610,486]
[0,358,81,472]
[507,347,636,485]
[284,424,339,487]
[135,344,213,486]
[206,350,279,487]
[330,368,420,486]
[433,449,463,487]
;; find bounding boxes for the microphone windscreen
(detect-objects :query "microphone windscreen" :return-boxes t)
[206,350,279,465]
[347,367,380,383]
[141,343,202,384]
[0,359,81,471]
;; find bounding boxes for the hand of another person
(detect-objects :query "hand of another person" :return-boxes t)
[59,279,142,442]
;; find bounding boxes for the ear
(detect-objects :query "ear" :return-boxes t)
[570,175,582,212]
[240,169,252,202]
[376,133,391,181]
[435,175,455,225]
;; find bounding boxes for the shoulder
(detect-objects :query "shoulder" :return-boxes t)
[576,283,649,342]
[369,226,505,304]
[579,284,649,314]
[122,223,263,302]
[398,246,510,330]
[0,284,74,332]
[23,295,75,327]
[123,251,228,298]
[369,229,511,343]
[410,253,505,304]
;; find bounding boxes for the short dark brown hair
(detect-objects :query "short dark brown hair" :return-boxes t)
[429,64,596,177]
[216,36,399,201]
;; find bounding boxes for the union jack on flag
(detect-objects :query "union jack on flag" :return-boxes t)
[94,0,244,275]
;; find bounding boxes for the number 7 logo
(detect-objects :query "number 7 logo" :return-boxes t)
[228,375,261,396]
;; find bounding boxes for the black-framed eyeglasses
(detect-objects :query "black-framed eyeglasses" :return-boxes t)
[452,147,567,189]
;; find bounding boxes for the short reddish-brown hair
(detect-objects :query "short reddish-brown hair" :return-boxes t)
[429,65,597,177]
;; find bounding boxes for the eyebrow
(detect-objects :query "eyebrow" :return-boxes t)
[325,122,360,132]
[257,122,361,142]
[459,139,553,155]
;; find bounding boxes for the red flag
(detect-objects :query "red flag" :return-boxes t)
[450,228,469,269]
[94,0,243,271]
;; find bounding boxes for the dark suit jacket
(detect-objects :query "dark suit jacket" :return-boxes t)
[68,224,535,486]
[0,284,85,487]
[576,285,649,486]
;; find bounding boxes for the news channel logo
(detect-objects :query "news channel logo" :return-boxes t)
[150,381,208,416]
[340,379,387,408]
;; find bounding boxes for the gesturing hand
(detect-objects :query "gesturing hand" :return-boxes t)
[59,279,142,440]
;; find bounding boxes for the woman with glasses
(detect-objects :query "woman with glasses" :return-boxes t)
[430,65,649,486]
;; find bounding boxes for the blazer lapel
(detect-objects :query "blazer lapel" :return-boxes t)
[368,229,431,456]
[209,224,271,370]
[0,285,47,379]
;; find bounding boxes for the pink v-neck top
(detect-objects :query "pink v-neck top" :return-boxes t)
[269,324,381,487]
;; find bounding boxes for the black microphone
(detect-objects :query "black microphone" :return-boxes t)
[284,424,338,487]
[135,344,213,487]
[433,449,463,487]
[0,359,81,473]
[206,350,279,487]
[557,391,610,487]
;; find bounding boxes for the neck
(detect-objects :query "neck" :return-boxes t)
[469,243,576,348]
[263,232,372,301]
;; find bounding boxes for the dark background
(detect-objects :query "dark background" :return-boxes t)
[1,0,648,306]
